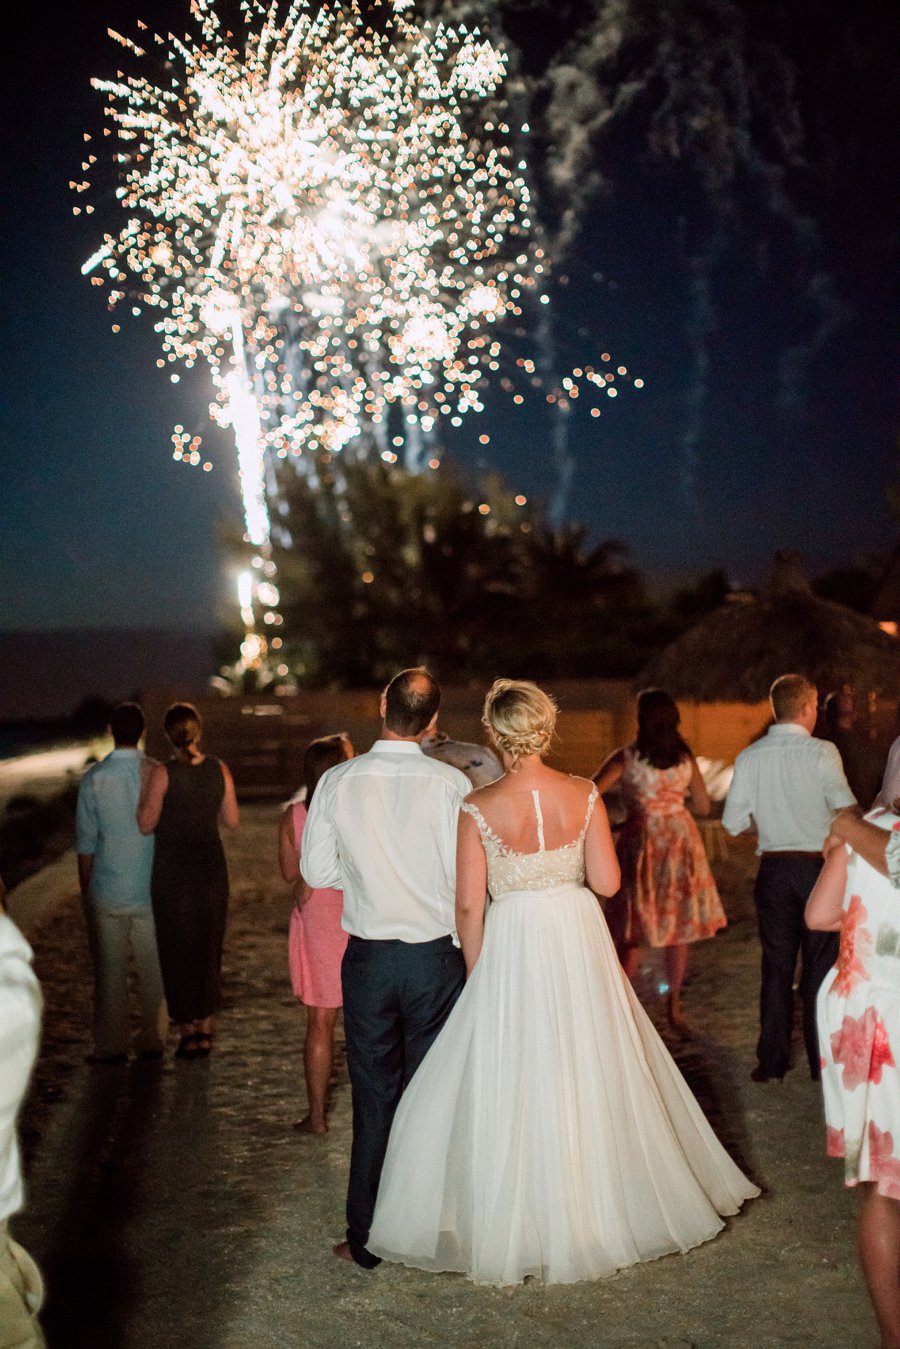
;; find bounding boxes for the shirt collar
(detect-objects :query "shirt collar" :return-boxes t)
[109,748,142,758]
[370,739,424,755]
[767,723,810,738]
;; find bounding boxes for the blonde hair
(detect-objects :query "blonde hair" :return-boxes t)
[482,679,557,764]
[769,674,817,722]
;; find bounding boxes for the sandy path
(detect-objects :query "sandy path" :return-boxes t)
[8,807,876,1348]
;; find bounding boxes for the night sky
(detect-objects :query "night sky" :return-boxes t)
[2,0,897,634]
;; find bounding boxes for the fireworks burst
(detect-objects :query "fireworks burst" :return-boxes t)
[79,0,533,668]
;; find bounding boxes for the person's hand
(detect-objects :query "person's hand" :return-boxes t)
[830,805,863,839]
[292,878,312,912]
[822,831,846,859]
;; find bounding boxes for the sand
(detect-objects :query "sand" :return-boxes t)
[7,806,877,1348]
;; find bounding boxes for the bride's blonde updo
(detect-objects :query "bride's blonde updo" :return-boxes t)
[482,679,558,764]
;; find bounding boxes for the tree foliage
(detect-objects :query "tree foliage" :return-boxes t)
[269,461,652,687]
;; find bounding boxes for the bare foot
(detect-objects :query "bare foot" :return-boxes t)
[293,1116,328,1135]
[666,995,692,1034]
[333,1241,354,1262]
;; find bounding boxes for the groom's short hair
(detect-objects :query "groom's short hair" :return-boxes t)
[384,667,441,737]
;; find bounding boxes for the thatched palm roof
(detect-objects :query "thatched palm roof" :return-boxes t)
[643,552,900,703]
[871,542,900,623]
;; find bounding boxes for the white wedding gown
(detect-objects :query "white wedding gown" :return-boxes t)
[367,787,758,1286]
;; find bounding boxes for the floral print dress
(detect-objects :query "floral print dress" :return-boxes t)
[615,748,727,948]
[818,807,900,1198]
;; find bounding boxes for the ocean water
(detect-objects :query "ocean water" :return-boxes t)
[0,722,73,762]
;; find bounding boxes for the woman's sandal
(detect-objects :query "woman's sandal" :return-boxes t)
[194,1034,213,1057]
[175,1034,201,1059]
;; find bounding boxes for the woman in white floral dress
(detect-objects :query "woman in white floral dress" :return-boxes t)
[808,805,900,1349]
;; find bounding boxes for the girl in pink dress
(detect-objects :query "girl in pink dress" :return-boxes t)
[594,689,726,1029]
[278,733,353,1134]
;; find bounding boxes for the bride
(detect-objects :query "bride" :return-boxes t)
[367,679,758,1286]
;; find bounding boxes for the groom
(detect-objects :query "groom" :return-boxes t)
[301,667,470,1268]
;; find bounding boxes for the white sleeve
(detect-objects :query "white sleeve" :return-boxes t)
[722,759,753,836]
[878,738,900,808]
[821,741,857,810]
[299,779,342,890]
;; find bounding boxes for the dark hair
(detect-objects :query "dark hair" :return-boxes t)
[163,702,202,750]
[109,701,144,746]
[634,689,690,770]
[383,667,440,737]
[304,734,352,806]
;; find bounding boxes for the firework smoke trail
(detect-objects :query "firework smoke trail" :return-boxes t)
[79,0,532,670]
[534,0,838,514]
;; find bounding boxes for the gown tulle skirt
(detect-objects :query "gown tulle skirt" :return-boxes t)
[368,882,758,1286]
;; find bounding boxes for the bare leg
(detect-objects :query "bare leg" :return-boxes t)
[858,1183,900,1348]
[621,946,641,982]
[193,1015,216,1055]
[664,944,690,1027]
[295,1006,337,1134]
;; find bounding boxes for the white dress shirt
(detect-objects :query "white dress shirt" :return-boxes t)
[722,722,856,853]
[0,915,41,1223]
[301,740,471,942]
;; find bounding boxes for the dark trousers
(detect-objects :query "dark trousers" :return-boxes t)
[341,933,466,1268]
[754,855,838,1078]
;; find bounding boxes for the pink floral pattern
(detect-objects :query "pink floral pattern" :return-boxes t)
[616,750,726,948]
[819,808,900,1200]
[833,895,872,997]
[826,1125,845,1157]
[831,1008,895,1090]
[868,1123,900,1200]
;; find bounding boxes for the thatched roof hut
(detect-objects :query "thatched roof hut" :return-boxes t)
[643,552,900,703]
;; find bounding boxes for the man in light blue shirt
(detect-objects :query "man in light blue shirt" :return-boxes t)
[75,703,166,1062]
[723,673,856,1083]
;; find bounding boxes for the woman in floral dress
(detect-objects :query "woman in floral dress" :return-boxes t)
[594,689,726,1028]
[808,805,900,1349]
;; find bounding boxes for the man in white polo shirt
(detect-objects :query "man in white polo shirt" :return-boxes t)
[723,673,856,1083]
[301,667,470,1269]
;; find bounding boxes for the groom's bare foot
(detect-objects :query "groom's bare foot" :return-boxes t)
[293,1115,328,1135]
[333,1241,354,1262]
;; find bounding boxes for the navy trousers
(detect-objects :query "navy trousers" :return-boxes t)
[753,854,838,1078]
[341,933,466,1267]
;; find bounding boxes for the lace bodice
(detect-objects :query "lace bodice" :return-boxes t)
[462,786,597,897]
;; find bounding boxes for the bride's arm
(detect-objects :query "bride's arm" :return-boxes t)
[456,810,488,976]
[584,797,620,897]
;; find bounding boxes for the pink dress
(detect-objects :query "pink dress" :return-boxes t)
[616,748,726,948]
[287,802,347,1008]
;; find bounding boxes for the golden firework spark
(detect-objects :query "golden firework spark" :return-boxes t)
[80,0,532,666]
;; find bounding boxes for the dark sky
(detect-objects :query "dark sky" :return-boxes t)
[1,0,897,634]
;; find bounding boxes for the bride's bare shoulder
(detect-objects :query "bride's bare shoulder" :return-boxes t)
[464,779,505,807]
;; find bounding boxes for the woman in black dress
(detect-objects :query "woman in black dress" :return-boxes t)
[138,703,239,1057]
